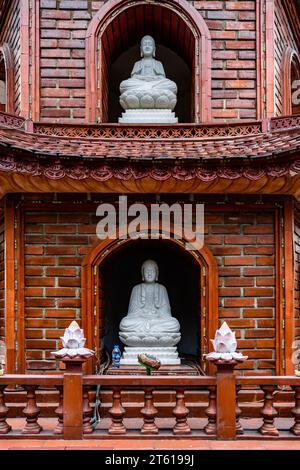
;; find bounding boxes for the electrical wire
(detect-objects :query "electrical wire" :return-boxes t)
[90,350,110,427]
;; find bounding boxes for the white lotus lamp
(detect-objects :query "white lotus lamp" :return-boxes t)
[211,321,237,353]
[52,321,94,359]
[206,322,247,362]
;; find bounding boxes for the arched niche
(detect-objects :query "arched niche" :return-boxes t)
[86,0,212,124]
[81,234,218,375]
[283,47,300,115]
[0,43,14,114]
[109,43,192,123]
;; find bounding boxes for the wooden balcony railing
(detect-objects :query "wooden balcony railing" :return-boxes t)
[237,377,300,437]
[1,365,300,440]
[83,376,217,438]
[0,375,63,437]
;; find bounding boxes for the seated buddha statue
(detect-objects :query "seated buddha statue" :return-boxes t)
[119,260,181,348]
[119,35,177,111]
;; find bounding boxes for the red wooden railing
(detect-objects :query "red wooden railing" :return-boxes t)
[0,375,62,436]
[1,367,300,440]
[237,377,300,437]
[83,376,217,438]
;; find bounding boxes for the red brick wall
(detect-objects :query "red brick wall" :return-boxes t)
[24,209,98,370]
[38,0,258,122]
[23,195,276,374]
[0,0,20,114]
[39,0,103,122]
[0,216,4,342]
[295,207,300,341]
[274,0,300,116]
[208,210,275,373]
[195,0,257,121]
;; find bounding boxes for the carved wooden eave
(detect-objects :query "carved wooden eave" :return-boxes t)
[0,112,300,200]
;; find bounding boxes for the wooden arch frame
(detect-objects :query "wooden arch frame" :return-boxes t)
[81,234,218,374]
[85,0,212,124]
[0,43,14,114]
[283,47,300,115]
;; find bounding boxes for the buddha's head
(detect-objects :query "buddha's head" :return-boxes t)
[141,259,158,283]
[140,35,155,58]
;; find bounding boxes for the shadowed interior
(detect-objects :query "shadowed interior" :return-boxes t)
[99,239,200,360]
[100,3,195,122]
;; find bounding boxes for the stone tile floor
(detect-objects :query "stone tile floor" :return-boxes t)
[0,439,299,450]
[1,417,299,449]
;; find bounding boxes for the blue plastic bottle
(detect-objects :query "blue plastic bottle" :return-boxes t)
[112,344,121,368]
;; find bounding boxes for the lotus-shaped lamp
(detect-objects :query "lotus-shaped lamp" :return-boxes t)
[61,320,86,349]
[52,321,94,359]
[205,322,247,363]
[211,321,237,353]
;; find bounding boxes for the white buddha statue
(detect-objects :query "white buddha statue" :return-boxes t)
[118,36,178,123]
[119,260,181,356]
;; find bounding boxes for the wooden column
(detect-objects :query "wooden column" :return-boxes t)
[265,0,275,118]
[62,357,86,440]
[283,199,295,375]
[275,205,284,375]
[255,0,263,120]
[16,205,25,373]
[3,198,25,374]
[5,198,16,373]
[30,0,40,121]
[20,0,30,118]
[215,361,237,440]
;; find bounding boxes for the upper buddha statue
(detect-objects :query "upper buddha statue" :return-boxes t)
[119,35,177,112]
[119,260,181,348]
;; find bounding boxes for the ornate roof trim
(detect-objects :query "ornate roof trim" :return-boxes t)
[33,122,263,140]
[0,153,298,182]
[0,113,299,183]
[0,111,26,130]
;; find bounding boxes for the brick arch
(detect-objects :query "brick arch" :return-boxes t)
[81,233,218,374]
[0,43,14,114]
[85,0,211,124]
[283,47,300,115]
